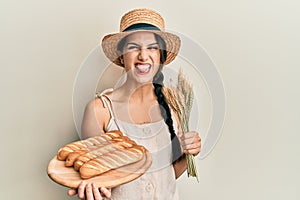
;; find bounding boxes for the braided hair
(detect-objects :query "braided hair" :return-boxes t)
[153,34,182,163]
[117,33,183,163]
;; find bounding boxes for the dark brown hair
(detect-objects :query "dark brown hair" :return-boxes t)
[117,33,182,162]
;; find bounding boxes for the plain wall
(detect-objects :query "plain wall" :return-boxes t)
[1,0,299,199]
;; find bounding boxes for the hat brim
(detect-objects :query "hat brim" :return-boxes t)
[101,30,181,66]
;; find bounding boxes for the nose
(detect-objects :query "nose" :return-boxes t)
[138,48,148,61]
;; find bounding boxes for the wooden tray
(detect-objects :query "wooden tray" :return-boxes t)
[47,151,152,188]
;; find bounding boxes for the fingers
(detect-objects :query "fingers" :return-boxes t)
[177,130,184,138]
[78,181,86,199]
[180,131,201,156]
[181,131,201,141]
[184,145,201,155]
[100,187,112,198]
[67,188,77,196]
[76,181,111,200]
[92,184,102,200]
[85,183,94,200]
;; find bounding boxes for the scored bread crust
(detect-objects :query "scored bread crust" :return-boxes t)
[57,130,123,161]
[79,145,146,179]
[65,138,119,167]
[73,137,137,171]
[56,130,147,179]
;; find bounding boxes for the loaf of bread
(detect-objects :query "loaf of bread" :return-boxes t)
[56,130,147,179]
[65,151,88,167]
[57,130,123,161]
[73,137,137,171]
[79,145,146,179]
[65,139,113,167]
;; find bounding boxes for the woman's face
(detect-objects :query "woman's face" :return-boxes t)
[121,32,161,84]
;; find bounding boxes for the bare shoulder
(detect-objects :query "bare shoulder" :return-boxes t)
[85,97,111,122]
[81,97,111,138]
[85,97,106,112]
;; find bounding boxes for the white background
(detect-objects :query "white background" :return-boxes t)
[1,0,299,199]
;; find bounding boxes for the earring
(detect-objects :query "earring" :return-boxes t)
[120,58,124,64]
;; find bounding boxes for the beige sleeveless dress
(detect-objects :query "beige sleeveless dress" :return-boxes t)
[98,89,180,200]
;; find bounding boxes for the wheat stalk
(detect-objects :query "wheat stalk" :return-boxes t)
[162,68,199,181]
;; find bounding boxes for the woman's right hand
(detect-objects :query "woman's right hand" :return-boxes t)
[68,181,111,200]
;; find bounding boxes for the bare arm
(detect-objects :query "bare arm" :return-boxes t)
[171,111,187,179]
[173,154,187,179]
[172,111,201,179]
[173,131,201,179]
[81,98,111,139]
[68,97,112,199]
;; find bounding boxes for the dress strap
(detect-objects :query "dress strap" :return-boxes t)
[95,88,122,131]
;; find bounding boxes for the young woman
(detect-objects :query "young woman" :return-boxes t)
[68,8,201,200]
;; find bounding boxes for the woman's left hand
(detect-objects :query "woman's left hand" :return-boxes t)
[179,131,201,156]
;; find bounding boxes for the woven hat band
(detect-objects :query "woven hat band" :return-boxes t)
[123,23,161,32]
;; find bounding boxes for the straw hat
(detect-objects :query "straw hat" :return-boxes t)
[101,8,181,66]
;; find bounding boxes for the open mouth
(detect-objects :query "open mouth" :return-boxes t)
[135,63,151,74]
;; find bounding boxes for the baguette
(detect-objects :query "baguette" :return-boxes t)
[65,150,88,167]
[56,130,148,180]
[73,137,136,171]
[65,140,113,167]
[79,145,146,179]
[57,130,123,161]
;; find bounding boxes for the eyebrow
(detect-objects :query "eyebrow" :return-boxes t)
[126,42,159,46]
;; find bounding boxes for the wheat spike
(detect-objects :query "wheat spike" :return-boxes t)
[163,68,198,181]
